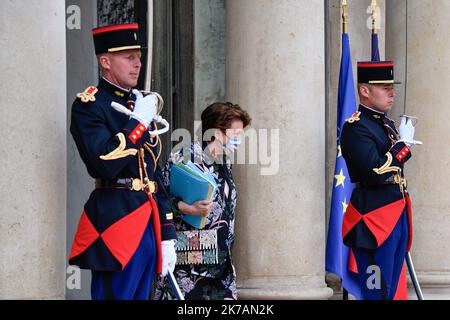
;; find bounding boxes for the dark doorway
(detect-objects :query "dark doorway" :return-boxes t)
[152,0,195,163]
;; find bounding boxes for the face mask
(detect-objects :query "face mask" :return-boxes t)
[224,137,242,154]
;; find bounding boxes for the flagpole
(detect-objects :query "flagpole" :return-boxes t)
[342,0,348,34]
[370,0,380,62]
[371,0,378,34]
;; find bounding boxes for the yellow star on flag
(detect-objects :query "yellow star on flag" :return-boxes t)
[342,198,349,214]
[335,169,346,188]
[337,145,342,158]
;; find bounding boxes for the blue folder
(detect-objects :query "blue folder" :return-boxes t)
[169,162,217,229]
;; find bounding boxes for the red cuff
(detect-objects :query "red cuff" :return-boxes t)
[395,145,411,163]
[128,123,147,144]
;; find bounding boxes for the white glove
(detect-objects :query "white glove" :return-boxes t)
[160,240,176,277]
[399,116,416,147]
[129,89,158,127]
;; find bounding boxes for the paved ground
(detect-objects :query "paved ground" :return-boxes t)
[329,287,450,300]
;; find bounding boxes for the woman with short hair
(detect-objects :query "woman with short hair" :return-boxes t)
[155,102,251,300]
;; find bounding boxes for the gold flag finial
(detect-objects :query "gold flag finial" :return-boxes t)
[342,0,348,34]
[371,0,378,34]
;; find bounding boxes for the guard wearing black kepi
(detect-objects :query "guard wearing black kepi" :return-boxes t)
[340,61,419,300]
[68,23,177,300]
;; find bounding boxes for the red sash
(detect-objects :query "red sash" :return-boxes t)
[70,196,162,272]
[342,195,413,251]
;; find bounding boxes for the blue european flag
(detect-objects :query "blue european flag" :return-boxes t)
[325,32,361,299]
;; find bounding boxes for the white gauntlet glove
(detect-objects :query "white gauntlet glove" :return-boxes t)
[110,90,170,136]
[161,240,176,277]
[129,89,158,127]
[399,116,423,146]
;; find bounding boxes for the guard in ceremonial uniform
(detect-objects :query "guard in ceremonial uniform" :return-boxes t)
[68,23,177,300]
[341,61,418,300]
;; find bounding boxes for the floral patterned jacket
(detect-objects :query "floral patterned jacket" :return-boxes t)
[161,141,237,275]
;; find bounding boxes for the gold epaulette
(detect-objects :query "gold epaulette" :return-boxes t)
[346,111,361,124]
[76,86,98,103]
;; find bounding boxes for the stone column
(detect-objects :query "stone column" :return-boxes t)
[226,0,332,299]
[66,0,98,300]
[0,0,66,299]
[386,0,450,299]
[194,0,226,118]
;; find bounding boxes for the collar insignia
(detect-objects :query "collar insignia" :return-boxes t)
[115,91,125,98]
